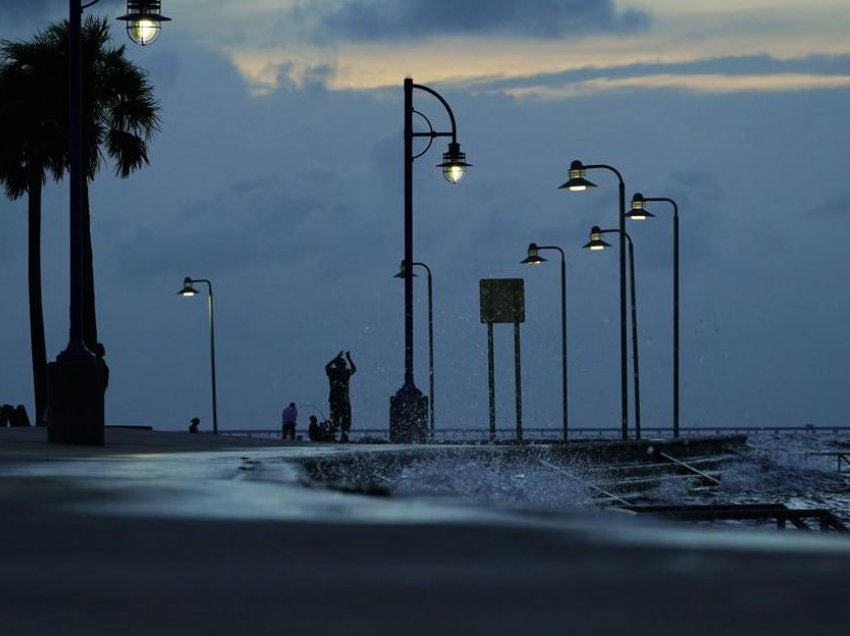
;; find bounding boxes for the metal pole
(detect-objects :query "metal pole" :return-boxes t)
[626,235,641,440]
[393,79,458,442]
[559,252,568,442]
[403,78,415,389]
[569,163,628,439]
[47,1,104,446]
[673,205,680,438]
[207,283,218,435]
[425,265,434,439]
[66,0,85,356]
[488,321,495,441]
[525,244,569,440]
[514,320,523,443]
[640,197,680,438]
[618,180,628,440]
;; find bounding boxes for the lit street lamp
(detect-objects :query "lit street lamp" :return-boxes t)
[584,226,643,440]
[394,260,435,440]
[521,243,569,441]
[628,193,681,438]
[391,78,469,443]
[178,277,218,436]
[48,1,169,445]
[117,1,171,46]
[560,160,630,440]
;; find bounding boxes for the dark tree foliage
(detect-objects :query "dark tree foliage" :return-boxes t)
[0,17,160,422]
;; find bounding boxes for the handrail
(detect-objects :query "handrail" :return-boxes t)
[657,451,721,485]
[539,459,631,506]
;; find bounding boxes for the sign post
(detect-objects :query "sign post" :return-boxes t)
[479,279,525,442]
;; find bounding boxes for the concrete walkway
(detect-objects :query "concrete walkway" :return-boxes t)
[1,427,849,635]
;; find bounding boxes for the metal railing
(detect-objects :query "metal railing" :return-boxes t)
[218,425,850,443]
[623,503,849,532]
[804,451,850,473]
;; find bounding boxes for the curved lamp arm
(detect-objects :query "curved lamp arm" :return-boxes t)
[412,83,458,143]
[583,163,624,187]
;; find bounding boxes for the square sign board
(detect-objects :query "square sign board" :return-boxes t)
[480,278,525,324]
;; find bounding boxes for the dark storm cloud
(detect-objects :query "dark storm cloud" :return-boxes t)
[308,0,650,41]
[0,1,124,25]
[0,0,62,21]
[109,168,391,282]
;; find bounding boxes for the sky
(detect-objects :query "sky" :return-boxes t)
[1,0,849,434]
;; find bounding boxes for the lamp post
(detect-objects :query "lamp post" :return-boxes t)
[560,161,629,440]
[584,226,642,440]
[521,243,569,441]
[391,78,469,443]
[394,260,435,440]
[178,277,218,435]
[628,193,681,438]
[48,1,169,445]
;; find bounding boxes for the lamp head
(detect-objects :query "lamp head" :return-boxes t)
[178,277,199,296]
[521,243,547,265]
[393,260,417,279]
[626,192,655,221]
[559,160,597,191]
[583,226,612,251]
[117,1,171,46]
[437,141,471,184]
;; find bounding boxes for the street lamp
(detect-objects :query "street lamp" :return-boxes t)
[394,260,435,440]
[391,77,470,443]
[629,193,681,438]
[178,277,218,435]
[521,243,569,441]
[560,160,630,440]
[117,1,171,46]
[583,226,643,440]
[48,1,170,446]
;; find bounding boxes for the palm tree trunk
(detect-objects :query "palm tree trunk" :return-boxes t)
[27,172,48,426]
[82,179,98,350]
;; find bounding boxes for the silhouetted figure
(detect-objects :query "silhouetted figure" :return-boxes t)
[308,415,338,442]
[11,404,31,427]
[94,342,109,391]
[281,402,298,440]
[0,404,13,427]
[308,415,322,441]
[188,417,200,433]
[325,351,356,442]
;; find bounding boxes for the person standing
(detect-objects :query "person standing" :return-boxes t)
[11,405,31,427]
[94,343,109,391]
[281,402,298,440]
[0,404,13,427]
[325,351,356,442]
[188,417,200,433]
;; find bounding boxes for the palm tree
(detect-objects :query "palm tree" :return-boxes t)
[0,16,160,422]
[0,38,66,425]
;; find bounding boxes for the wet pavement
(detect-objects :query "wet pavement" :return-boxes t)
[1,427,850,635]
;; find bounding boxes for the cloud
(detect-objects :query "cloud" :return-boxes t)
[0,0,64,22]
[229,51,338,96]
[454,54,850,100]
[503,73,850,100]
[308,0,650,41]
[0,1,126,34]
